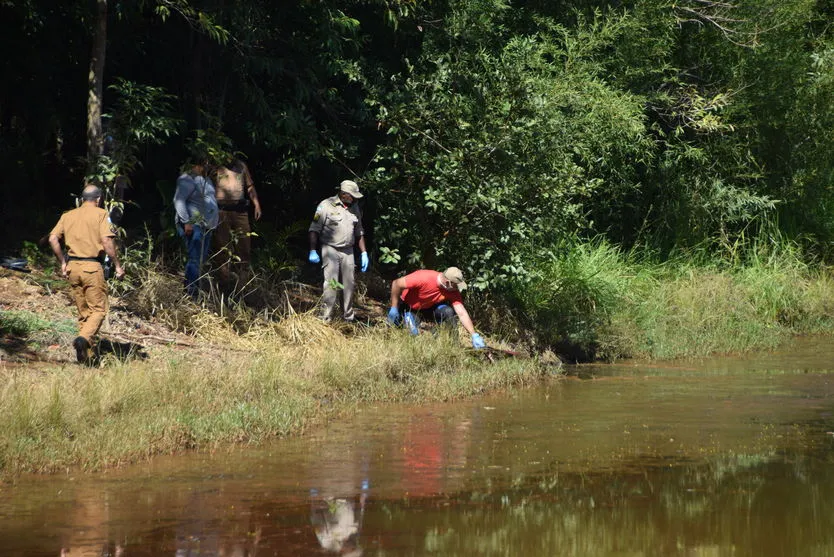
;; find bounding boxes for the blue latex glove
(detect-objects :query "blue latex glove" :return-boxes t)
[360,252,369,272]
[387,306,401,325]
[308,250,320,264]
[404,312,420,335]
[471,332,486,350]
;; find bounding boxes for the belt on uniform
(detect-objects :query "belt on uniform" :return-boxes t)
[67,256,103,263]
[218,200,249,212]
[324,244,355,252]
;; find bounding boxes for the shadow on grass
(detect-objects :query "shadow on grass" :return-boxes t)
[0,334,40,362]
[94,338,149,364]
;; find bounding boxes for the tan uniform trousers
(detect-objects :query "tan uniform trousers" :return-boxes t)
[67,260,108,341]
[213,210,251,284]
[321,244,356,321]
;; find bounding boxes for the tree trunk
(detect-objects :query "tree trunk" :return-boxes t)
[86,0,107,167]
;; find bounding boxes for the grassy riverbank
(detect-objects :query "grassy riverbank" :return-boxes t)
[4,231,834,479]
[509,237,834,361]
[0,321,546,478]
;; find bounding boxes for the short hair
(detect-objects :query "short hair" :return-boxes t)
[81,185,102,201]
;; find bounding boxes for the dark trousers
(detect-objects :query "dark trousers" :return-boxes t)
[213,210,251,284]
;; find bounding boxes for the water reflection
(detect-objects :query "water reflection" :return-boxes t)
[25,446,834,556]
[172,486,263,557]
[310,490,365,555]
[396,410,473,497]
[3,341,834,556]
[395,448,834,556]
[57,484,124,557]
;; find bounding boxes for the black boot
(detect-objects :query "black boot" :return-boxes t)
[72,336,91,364]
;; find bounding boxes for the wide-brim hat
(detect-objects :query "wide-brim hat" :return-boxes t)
[443,266,467,291]
[339,180,363,198]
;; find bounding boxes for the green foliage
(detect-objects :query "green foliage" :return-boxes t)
[510,231,834,361]
[206,0,386,176]
[184,127,234,166]
[85,77,183,246]
[360,0,809,282]
[378,246,401,265]
[634,0,833,251]
[251,220,308,278]
[108,226,157,298]
[0,311,52,336]
[106,78,182,154]
[509,238,638,360]
[145,0,229,43]
[366,0,650,288]
[0,310,75,341]
[21,241,54,273]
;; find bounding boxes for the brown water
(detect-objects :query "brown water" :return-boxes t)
[2,337,834,556]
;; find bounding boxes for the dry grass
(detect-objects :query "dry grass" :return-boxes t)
[0,259,556,479]
[0,318,551,478]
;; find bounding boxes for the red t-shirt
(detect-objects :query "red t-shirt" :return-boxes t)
[401,270,463,310]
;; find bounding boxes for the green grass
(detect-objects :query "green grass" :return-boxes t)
[0,310,76,351]
[1,310,57,336]
[511,236,834,361]
[0,324,549,478]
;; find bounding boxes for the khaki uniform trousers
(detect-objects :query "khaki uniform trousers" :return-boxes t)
[67,260,108,341]
[213,210,251,284]
[321,244,356,321]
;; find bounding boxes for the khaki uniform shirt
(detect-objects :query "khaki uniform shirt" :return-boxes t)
[308,195,364,248]
[49,203,114,258]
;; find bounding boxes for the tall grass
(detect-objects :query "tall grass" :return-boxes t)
[0,320,546,478]
[511,234,834,361]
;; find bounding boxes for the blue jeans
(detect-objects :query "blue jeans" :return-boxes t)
[400,303,458,334]
[177,224,212,296]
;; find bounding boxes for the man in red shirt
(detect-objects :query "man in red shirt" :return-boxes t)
[387,267,486,349]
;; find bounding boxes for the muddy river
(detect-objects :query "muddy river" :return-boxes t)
[2,337,833,556]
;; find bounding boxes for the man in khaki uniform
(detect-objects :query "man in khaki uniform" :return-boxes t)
[49,184,125,363]
[308,180,369,322]
[212,158,263,287]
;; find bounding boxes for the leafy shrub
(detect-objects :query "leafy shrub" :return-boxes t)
[366,0,650,289]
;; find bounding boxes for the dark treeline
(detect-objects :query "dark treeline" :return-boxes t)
[3,0,834,288]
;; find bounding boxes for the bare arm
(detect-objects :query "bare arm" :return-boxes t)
[308,231,319,252]
[243,165,262,220]
[102,236,125,279]
[390,277,407,309]
[357,235,367,254]
[452,303,476,335]
[48,234,67,278]
[250,191,262,221]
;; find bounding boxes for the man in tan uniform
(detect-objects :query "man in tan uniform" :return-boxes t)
[212,158,263,287]
[49,184,125,364]
[308,180,369,322]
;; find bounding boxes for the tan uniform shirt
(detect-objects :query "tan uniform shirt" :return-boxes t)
[309,196,364,248]
[49,204,114,258]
